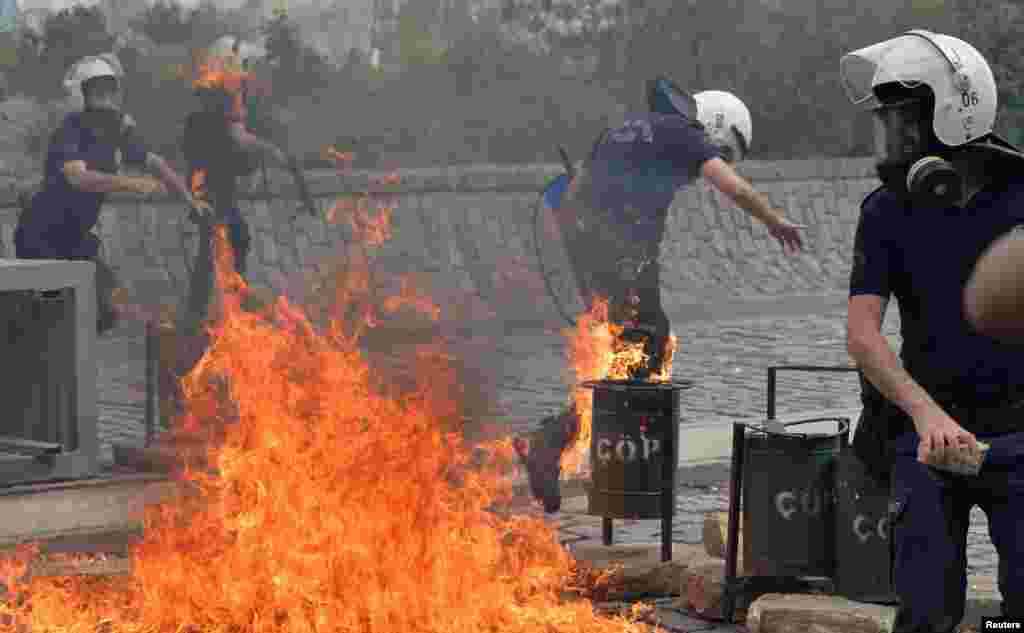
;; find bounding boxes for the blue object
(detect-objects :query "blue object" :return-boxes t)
[649,77,697,118]
[542,173,570,210]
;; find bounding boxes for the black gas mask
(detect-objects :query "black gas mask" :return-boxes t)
[872,90,961,207]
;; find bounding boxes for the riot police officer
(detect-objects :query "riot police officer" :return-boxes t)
[15,55,210,334]
[843,29,1024,631]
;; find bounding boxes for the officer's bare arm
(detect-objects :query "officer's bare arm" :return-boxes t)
[700,158,783,227]
[143,153,194,203]
[964,230,1024,339]
[847,294,940,418]
[228,122,287,166]
[62,160,158,194]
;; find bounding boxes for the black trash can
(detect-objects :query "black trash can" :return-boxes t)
[584,379,693,519]
[833,450,898,603]
[741,417,849,578]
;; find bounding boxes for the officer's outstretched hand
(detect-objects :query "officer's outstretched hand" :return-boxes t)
[912,406,979,467]
[767,216,805,255]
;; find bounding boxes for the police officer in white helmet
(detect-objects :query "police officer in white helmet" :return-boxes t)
[843,30,1024,631]
[517,76,806,513]
[15,55,211,334]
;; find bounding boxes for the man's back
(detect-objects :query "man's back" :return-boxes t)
[578,112,720,244]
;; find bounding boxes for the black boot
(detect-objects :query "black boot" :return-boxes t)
[514,408,579,513]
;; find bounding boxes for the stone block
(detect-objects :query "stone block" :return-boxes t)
[746,594,897,633]
[702,511,750,574]
[569,542,709,598]
[680,557,729,620]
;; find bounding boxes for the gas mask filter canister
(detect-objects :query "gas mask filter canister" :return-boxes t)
[873,97,961,207]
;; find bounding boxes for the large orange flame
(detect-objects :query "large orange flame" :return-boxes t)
[0,167,659,632]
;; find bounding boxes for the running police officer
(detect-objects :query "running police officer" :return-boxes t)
[518,76,806,512]
[15,55,210,334]
[843,30,1024,631]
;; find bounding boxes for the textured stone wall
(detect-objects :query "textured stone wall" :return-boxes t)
[0,158,878,328]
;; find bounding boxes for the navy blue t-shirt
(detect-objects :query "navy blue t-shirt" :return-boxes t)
[20,112,149,253]
[577,112,721,244]
[850,177,1024,405]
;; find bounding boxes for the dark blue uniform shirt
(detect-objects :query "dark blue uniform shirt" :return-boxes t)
[18,111,149,257]
[578,112,721,244]
[850,177,1024,405]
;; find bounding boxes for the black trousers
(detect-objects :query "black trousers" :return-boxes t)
[556,200,671,378]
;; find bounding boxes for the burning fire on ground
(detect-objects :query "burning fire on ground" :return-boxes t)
[0,134,662,632]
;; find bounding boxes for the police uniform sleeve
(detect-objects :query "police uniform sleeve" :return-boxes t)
[663,117,723,172]
[849,189,895,298]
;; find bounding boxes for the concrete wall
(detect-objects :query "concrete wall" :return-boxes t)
[0,158,878,328]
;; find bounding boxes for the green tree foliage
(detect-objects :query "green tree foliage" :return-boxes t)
[8,4,115,101]
[261,11,334,100]
[133,0,234,49]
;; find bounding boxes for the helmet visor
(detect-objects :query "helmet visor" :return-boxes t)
[872,99,928,164]
[841,34,948,106]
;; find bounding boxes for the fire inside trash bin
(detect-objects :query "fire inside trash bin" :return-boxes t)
[560,300,678,477]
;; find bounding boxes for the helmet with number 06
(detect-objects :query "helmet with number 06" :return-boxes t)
[840,30,996,147]
[693,90,752,162]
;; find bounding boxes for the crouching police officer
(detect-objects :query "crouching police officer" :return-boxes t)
[842,30,1024,631]
[518,77,806,512]
[15,55,210,334]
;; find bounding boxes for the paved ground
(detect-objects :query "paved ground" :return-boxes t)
[93,301,1000,603]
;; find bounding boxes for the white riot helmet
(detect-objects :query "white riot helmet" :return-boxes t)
[694,90,752,162]
[841,31,998,207]
[62,55,123,110]
[840,29,996,147]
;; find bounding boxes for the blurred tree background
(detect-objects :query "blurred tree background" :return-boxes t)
[0,0,1021,170]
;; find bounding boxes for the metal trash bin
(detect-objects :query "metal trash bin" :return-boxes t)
[583,378,693,562]
[833,450,898,603]
[741,417,849,578]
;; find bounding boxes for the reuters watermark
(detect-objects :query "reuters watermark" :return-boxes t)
[983,618,1024,631]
